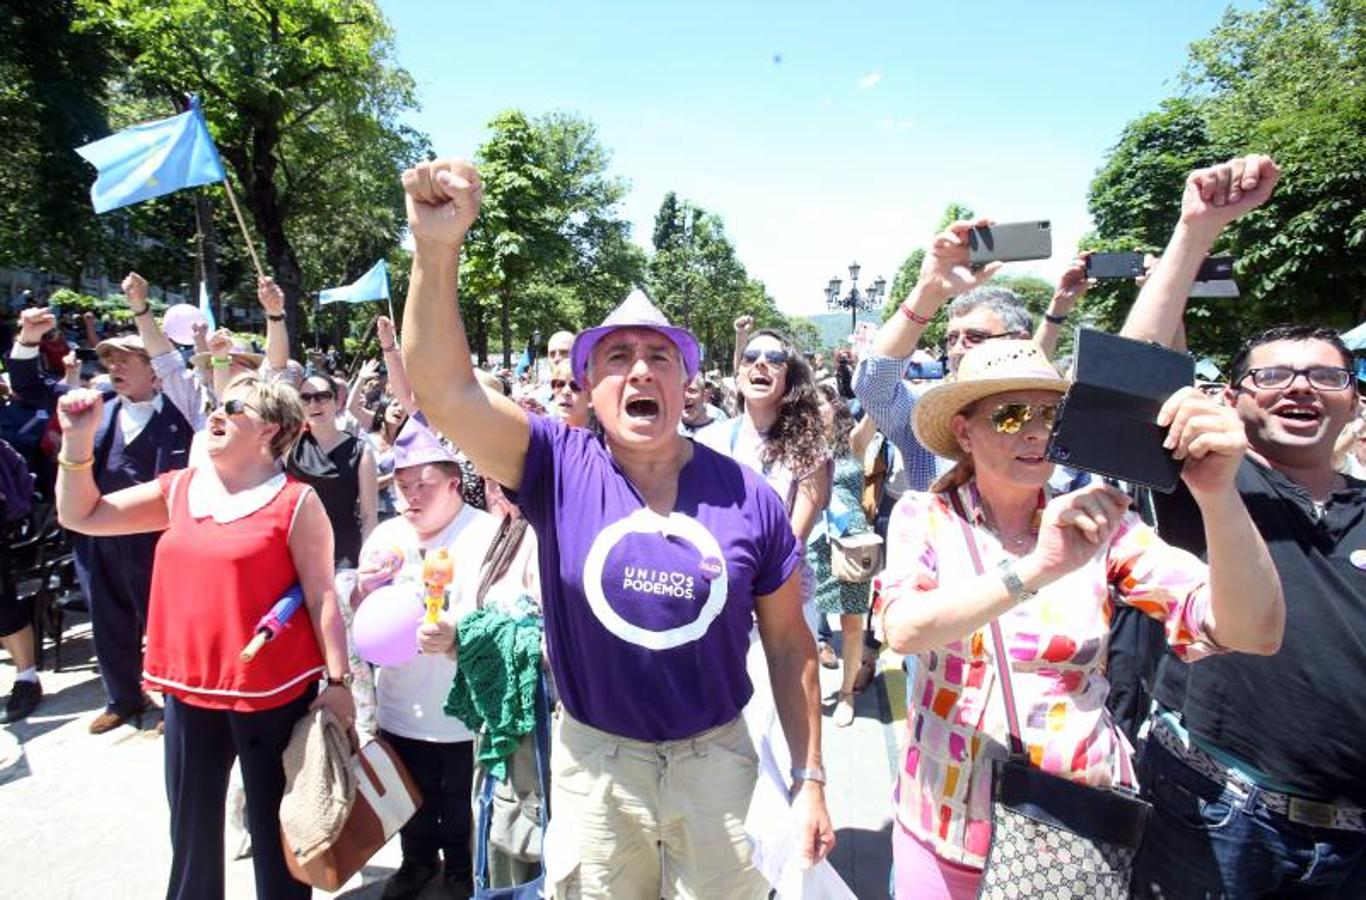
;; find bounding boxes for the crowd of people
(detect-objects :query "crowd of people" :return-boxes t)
[0,149,1360,900]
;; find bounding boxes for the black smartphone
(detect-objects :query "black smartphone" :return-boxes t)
[1085,251,1145,280]
[1195,255,1235,281]
[968,221,1052,266]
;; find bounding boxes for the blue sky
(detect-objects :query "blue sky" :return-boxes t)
[380,1,1250,317]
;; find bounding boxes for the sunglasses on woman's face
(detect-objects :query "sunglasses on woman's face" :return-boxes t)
[741,348,789,366]
[550,378,582,393]
[299,390,334,404]
[987,401,1058,434]
[216,398,259,416]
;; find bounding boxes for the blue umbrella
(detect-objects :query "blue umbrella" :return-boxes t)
[239,584,306,662]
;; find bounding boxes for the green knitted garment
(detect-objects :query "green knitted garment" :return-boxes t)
[444,607,542,781]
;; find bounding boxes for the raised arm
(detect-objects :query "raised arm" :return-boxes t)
[400,159,529,490]
[257,276,291,372]
[1033,254,1089,359]
[1158,388,1284,654]
[55,390,169,536]
[732,315,753,373]
[346,359,381,432]
[376,315,419,416]
[122,272,175,359]
[1121,155,1280,347]
[874,218,1001,360]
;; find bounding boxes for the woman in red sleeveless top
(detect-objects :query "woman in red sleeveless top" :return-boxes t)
[56,374,356,900]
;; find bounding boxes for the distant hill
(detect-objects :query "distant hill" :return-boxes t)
[796,311,885,351]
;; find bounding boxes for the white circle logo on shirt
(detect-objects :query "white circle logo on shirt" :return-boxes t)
[581,508,730,650]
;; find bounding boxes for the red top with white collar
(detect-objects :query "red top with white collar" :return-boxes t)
[142,467,325,711]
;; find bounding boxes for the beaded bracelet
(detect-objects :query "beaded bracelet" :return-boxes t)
[900,304,932,326]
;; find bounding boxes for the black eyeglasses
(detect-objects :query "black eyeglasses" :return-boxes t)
[299,390,335,403]
[1239,366,1353,392]
[550,378,582,393]
[741,348,789,366]
[216,398,259,416]
[988,401,1058,434]
[946,329,1015,349]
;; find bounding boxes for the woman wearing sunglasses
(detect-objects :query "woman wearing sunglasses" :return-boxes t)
[697,328,832,635]
[54,375,356,899]
[548,361,591,430]
[287,373,379,570]
[877,340,1283,899]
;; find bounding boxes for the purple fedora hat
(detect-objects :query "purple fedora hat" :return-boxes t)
[570,289,701,384]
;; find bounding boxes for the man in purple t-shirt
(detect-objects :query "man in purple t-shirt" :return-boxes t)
[400,158,835,898]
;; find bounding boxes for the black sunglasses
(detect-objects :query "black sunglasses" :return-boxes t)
[946,329,1016,348]
[741,348,789,366]
[550,378,582,393]
[299,390,335,403]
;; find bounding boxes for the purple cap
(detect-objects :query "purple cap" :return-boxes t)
[392,413,459,471]
[570,289,701,384]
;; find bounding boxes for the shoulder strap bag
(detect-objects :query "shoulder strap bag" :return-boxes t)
[946,493,1151,900]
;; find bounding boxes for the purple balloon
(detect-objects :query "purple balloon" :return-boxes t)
[353,584,422,667]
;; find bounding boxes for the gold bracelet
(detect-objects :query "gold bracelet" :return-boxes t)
[58,455,94,471]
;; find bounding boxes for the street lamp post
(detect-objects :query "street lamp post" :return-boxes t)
[824,262,886,336]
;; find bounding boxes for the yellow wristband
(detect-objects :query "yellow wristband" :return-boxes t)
[58,455,94,471]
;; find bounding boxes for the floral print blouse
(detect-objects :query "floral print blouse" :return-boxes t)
[875,482,1222,868]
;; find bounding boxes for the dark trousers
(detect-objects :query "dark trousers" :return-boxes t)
[163,688,315,900]
[1132,737,1366,898]
[72,531,158,712]
[382,729,475,877]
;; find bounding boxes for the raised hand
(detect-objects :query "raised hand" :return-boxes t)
[57,389,105,446]
[257,276,285,317]
[207,327,235,357]
[734,315,755,336]
[1025,484,1131,585]
[918,219,1004,304]
[1158,386,1248,499]
[401,159,482,248]
[18,307,56,344]
[120,272,149,309]
[376,315,397,349]
[1180,154,1280,236]
[1052,254,1092,314]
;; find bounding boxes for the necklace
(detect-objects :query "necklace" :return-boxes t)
[981,506,1042,550]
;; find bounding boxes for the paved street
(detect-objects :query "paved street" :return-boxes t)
[1,617,904,899]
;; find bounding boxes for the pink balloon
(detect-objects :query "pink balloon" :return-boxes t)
[162,303,207,346]
[353,584,422,667]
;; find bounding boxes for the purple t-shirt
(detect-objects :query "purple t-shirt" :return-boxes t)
[511,414,801,741]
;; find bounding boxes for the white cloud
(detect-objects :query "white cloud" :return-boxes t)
[818,98,833,109]
[857,72,882,90]
[874,117,913,133]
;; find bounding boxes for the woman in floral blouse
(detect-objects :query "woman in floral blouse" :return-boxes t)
[877,340,1284,899]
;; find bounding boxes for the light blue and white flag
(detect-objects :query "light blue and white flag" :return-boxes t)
[199,280,216,332]
[75,97,226,214]
[319,259,390,305]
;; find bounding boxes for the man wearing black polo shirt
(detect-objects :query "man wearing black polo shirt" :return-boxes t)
[1123,153,1366,898]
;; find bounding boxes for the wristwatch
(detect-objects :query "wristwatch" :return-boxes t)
[325,673,354,688]
[791,766,827,785]
[266,312,286,322]
[997,559,1038,604]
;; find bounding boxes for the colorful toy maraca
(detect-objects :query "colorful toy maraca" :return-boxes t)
[422,548,453,624]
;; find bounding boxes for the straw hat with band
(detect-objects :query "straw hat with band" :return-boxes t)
[571,289,700,385]
[911,340,1070,461]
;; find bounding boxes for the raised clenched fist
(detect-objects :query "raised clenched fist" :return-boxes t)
[121,272,149,308]
[1180,155,1280,235]
[18,307,56,343]
[401,159,483,249]
[57,389,105,445]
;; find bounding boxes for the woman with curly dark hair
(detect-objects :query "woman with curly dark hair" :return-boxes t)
[698,327,832,634]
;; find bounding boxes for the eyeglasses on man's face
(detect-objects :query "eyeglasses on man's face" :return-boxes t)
[1239,365,1353,392]
[946,329,1015,349]
[215,398,259,416]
